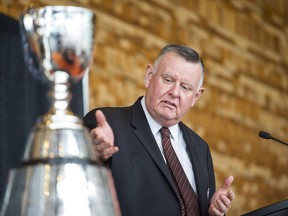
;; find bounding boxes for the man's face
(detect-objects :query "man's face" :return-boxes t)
[144,52,204,127]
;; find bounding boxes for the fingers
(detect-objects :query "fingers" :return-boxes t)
[95,110,107,127]
[90,127,117,161]
[209,192,234,216]
[220,192,233,209]
[209,176,235,216]
[90,126,111,143]
[228,189,235,200]
[93,143,119,161]
[90,110,118,161]
[221,175,234,190]
[209,204,222,216]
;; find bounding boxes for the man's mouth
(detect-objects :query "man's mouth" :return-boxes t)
[163,100,176,108]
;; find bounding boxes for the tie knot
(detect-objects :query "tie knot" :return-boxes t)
[160,127,170,139]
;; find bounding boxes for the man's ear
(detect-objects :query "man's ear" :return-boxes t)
[191,87,205,107]
[144,64,154,88]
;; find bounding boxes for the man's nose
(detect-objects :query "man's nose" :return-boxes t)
[169,84,180,97]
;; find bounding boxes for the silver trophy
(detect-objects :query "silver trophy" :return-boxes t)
[0,6,121,216]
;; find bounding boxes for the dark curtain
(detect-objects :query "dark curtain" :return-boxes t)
[0,13,84,204]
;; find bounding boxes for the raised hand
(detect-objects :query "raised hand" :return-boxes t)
[90,110,119,161]
[209,176,235,216]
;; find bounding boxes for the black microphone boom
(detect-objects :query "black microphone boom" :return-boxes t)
[259,131,288,147]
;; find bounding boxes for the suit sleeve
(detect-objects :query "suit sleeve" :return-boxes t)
[83,108,98,130]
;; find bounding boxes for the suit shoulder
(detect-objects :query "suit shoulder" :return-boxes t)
[83,106,131,130]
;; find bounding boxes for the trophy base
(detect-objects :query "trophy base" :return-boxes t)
[0,163,117,216]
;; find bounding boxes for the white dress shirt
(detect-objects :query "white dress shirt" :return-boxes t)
[141,97,197,194]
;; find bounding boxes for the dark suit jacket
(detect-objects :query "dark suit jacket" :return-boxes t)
[83,97,216,216]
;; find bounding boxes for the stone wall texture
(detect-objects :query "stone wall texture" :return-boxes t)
[1,0,287,215]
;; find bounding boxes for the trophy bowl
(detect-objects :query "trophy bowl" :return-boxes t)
[22,5,95,82]
[0,6,121,216]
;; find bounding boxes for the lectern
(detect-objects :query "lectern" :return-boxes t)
[241,199,288,216]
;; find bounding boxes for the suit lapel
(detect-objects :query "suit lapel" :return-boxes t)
[130,98,176,188]
[180,123,209,212]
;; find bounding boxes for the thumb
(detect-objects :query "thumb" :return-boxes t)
[221,176,234,190]
[95,110,107,127]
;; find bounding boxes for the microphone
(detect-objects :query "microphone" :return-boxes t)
[259,131,288,147]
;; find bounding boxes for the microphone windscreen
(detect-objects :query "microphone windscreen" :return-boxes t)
[259,131,272,139]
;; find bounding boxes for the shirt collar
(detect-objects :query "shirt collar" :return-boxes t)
[140,97,180,142]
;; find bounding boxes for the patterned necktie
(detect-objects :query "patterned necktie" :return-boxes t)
[160,127,200,216]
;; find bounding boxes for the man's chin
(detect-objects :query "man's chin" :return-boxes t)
[158,113,178,124]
